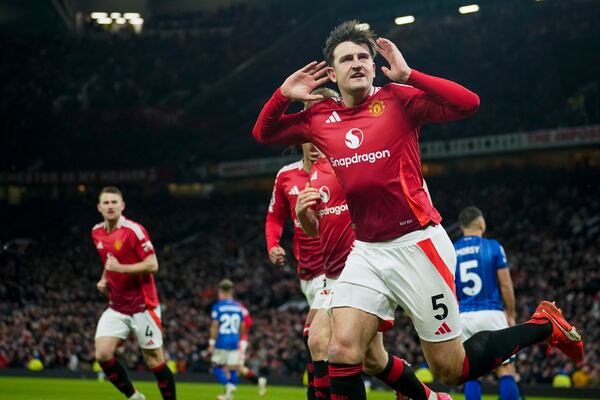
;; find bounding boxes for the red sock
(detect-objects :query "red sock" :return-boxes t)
[99,357,136,398]
[151,362,176,400]
[375,354,432,400]
[329,363,365,400]
[313,360,330,399]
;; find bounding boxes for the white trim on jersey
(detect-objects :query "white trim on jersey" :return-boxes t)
[276,160,303,176]
[121,218,146,241]
[325,111,342,124]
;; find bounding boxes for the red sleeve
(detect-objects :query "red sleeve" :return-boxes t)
[133,224,156,261]
[252,88,313,145]
[396,69,480,125]
[265,174,289,251]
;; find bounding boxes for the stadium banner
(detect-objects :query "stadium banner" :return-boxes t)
[0,169,164,184]
[421,125,600,159]
[217,156,295,178]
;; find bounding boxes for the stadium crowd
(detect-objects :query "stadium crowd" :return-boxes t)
[1,0,599,172]
[0,167,598,388]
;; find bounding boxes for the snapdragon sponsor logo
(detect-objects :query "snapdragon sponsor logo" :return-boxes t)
[330,149,391,167]
[319,186,331,203]
[318,203,349,217]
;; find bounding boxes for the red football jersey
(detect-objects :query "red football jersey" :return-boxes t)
[91,216,159,315]
[236,301,253,341]
[266,160,325,280]
[253,70,479,242]
[309,158,354,279]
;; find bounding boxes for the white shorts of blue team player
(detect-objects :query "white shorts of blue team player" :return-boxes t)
[331,224,463,342]
[95,307,163,350]
[460,309,512,364]
[301,274,337,310]
[211,349,240,366]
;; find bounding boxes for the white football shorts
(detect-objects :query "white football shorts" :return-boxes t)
[211,349,240,366]
[300,274,329,310]
[95,307,163,350]
[330,224,462,342]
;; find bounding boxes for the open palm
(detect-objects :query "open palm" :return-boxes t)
[281,61,330,102]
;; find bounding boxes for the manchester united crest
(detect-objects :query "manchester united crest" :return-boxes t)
[368,100,385,116]
[114,239,123,251]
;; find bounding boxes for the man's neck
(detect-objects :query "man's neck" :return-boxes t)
[302,156,313,173]
[462,229,483,237]
[106,218,119,233]
[340,86,371,107]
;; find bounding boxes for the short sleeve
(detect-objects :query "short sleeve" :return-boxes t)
[495,241,508,270]
[132,224,155,260]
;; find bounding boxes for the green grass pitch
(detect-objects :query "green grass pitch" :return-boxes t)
[0,377,588,400]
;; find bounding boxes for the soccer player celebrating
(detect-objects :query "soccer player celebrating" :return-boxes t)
[454,207,519,400]
[265,87,336,400]
[92,186,176,400]
[209,279,257,400]
[252,20,583,399]
[296,155,452,400]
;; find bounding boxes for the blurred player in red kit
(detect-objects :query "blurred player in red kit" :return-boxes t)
[92,186,176,400]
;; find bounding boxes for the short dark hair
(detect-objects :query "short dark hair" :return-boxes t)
[218,278,234,292]
[99,186,123,201]
[303,87,340,109]
[323,20,377,66]
[459,206,483,228]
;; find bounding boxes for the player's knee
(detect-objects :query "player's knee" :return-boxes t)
[362,355,383,376]
[142,349,164,369]
[328,336,364,364]
[307,330,329,359]
[429,359,462,385]
[95,349,114,363]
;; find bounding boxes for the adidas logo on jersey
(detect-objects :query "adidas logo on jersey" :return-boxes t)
[434,322,452,336]
[96,242,103,249]
[288,186,300,195]
[311,171,318,181]
[325,111,341,124]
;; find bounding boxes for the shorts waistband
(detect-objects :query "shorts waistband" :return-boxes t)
[354,224,445,249]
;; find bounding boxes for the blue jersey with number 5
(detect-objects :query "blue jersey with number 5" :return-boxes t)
[212,300,244,350]
[454,235,508,312]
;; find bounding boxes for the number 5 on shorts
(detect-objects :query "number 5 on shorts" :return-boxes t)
[431,294,448,321]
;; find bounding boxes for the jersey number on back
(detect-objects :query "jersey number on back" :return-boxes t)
[459,260,483,296]
[219,314,241,335]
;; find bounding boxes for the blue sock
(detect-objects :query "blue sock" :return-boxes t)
[499,375,519,400]
[464,380,482,400]
[214,367,229,386]
[229,370,239,385]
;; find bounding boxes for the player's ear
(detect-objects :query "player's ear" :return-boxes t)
[121,201,126,211]
[326,66,337,83]
[372,62,376,77]
[97,203,102,213]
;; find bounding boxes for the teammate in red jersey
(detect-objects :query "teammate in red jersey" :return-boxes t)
[235,301,268,396]
[253,20,583,399]
[297,155,452,400]
[265,88,337,400]
[92,187,176,400]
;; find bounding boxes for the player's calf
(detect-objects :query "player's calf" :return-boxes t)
[421,337,466,385]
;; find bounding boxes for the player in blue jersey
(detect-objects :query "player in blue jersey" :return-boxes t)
[208,279,248,400]
[454,207,519,400]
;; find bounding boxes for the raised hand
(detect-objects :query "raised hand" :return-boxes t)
[375,38,412,83]
[281,61,330,102]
